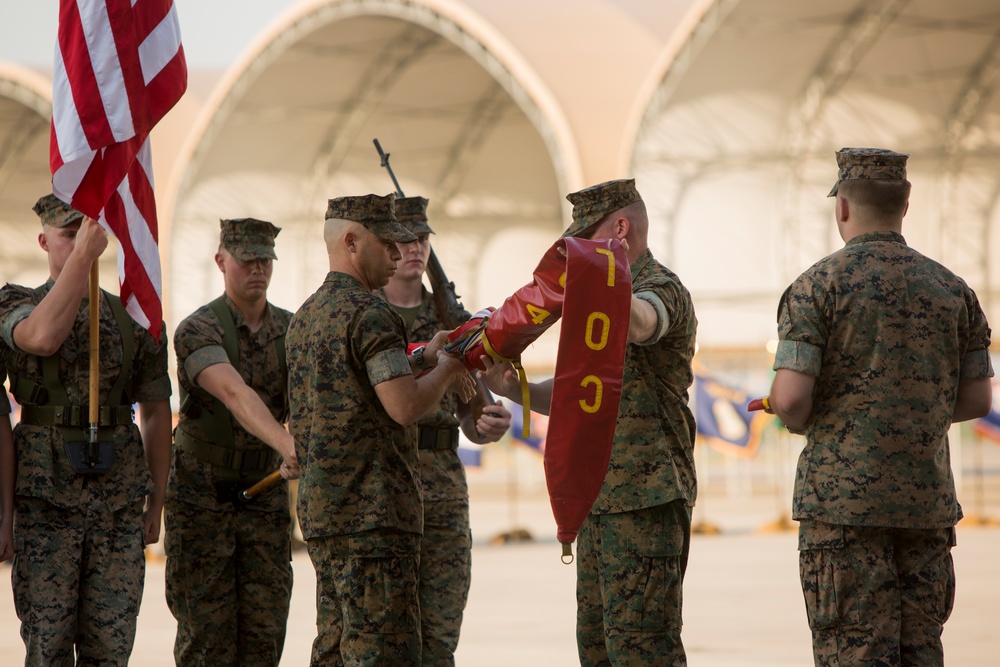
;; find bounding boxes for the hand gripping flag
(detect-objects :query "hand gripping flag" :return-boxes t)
[50,0,187,339]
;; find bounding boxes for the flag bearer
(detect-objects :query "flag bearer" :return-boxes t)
[0,194,172,665]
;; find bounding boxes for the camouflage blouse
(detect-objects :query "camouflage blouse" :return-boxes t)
[591,249,699,515]
[0,280,170,511]
[378,287,470,504]
[287,272,418,539]
[775,231,993,528]
[169,294,292,513]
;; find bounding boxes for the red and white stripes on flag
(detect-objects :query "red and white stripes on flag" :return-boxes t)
[50,0,187,339]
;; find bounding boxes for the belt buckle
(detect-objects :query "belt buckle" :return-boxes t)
[438,429,452,449]
[418,425,434,450]
[220,449,237,469]
[240,450,263,472]
[55,405,82,427]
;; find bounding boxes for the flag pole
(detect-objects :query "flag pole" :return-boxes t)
[88,259,100,455]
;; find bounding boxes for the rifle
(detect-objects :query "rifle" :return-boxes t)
[373,138,496,431]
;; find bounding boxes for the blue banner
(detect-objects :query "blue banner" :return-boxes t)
[694,373,769,457]
[972,377,1000,444]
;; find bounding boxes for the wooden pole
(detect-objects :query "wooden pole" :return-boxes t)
[89,260,100,438]
[239,469,284,502]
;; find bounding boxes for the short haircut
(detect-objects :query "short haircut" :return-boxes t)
[837,179,911,219]
[586,199,648,237]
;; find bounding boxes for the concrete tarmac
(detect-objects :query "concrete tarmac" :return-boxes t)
[1,489,998,665]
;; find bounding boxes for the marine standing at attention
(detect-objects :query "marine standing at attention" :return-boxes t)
[0,194,172,665]
[767,148,993,666]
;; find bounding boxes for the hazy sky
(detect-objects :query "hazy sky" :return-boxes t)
[0,0,300,70]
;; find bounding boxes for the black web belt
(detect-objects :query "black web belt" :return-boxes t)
[175,428,276,473]
[20,405,134,428]
[418,425,460,451]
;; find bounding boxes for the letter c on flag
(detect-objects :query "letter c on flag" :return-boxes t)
[579,375,603,413]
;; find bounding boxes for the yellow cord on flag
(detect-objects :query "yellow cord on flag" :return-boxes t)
[480,330,515,364]
[481,332,531,438]
[513,359,530,439]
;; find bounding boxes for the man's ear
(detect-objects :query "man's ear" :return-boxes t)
[616,216,630,240]
[214,252,225,272]
[837,196,850,223]
[38,231,48,252]
[344,230,358,252]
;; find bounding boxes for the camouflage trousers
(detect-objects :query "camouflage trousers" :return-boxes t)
[12,495,146,667]
[307,528,421,666]
[164,498,293,667]
[576,500,691,667]
[798,520,956,667]
[419,498,471,667]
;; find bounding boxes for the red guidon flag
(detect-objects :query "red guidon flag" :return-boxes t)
[447,238,631,553]
[50,0,187,339]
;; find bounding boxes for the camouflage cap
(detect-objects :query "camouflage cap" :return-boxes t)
[563,178,643,238]
[394,196,434,236]
[33,194,84,228]
[828,147,909,197]
[220,218,281,261]
[326,193,416,243]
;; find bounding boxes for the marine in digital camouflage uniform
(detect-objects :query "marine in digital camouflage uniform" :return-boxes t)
[378,196,512,666]
[0,194,173,666]
[767,148,994,667]
[165,218,298,666]
[287,193,474,667]
[0,358,16,563]
[481,179,698,666]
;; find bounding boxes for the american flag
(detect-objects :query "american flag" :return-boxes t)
[50,0,187,339]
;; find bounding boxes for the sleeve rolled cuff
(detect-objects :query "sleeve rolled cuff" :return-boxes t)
[1,304,34,350]
[634,291,669,346]
[132,375,173,404]
[773,340,822,376]
[184,345,231,383]
[367,348,412,385]
[960,348,994,381]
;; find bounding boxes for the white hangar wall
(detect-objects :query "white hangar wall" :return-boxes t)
[630,0,1000,349]
[0,62,67,288]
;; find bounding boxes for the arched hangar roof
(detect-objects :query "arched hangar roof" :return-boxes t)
[631,0,1000,348]
[0,61,124,291]
[0,62,54,287]
[166,0,582,369]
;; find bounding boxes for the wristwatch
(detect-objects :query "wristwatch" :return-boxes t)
[412,346,426,369]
